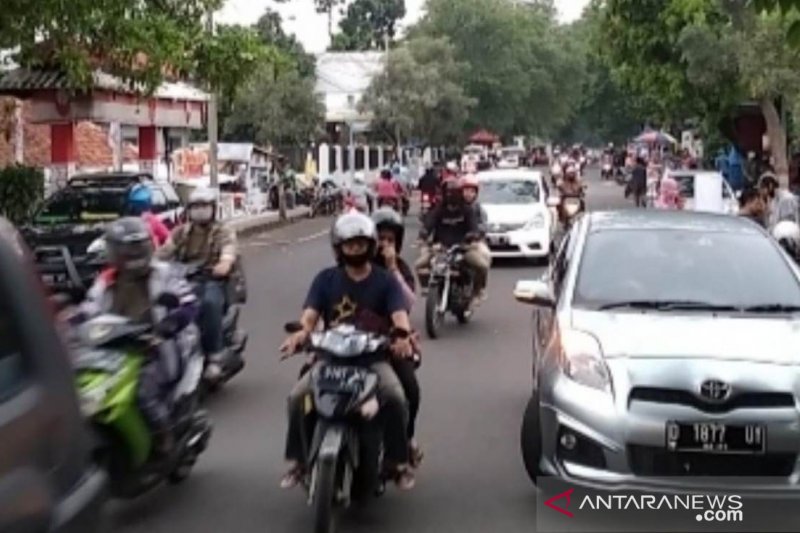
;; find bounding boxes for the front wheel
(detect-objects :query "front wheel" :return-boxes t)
[521,391,544,486]
[425,285,444,339]
[313,459,338,533]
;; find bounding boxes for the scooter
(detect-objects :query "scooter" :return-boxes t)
[73,310,212,498]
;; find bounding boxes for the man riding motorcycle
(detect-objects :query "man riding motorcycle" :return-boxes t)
[375,168,405,210]
[348,172,374,214]
[81,217,198,456]
[157,187,238,379]
[773,220,800,264]
[279,212,416,491]
[759,172,800,230]
[556,164,586,224]
[460,174,492,301]
[415,180,482,303]
[127,184,170,246]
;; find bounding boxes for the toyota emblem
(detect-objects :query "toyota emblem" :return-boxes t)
[699,379,731,402]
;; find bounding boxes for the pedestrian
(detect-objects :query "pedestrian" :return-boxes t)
[737,187,767,228]
[758,173,800,230]
[628,158,648,207]
[654,175,684,210]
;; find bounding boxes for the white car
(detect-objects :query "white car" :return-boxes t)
[497,147,526,169]
[667,170,738,215]
[478,169,555,261]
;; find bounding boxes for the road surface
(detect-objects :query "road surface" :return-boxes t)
[110,169,629,533]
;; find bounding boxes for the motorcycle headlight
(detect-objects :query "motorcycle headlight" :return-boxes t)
[556,329,611,393]
[87,237,107,257]
[564,199,581,217]
[524,213,546,230]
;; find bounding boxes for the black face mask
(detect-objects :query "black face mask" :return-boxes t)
[342,252,371,268]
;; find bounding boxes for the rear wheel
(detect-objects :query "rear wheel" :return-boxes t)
[425,286,444,339]
[313,459,338,533]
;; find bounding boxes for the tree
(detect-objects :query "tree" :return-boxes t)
[678,2,800,184]
[330,0,406,51]
[1,0,265,94]
[223,63,324,147]
[253,8,316,78]
[360,36,475,145]
[412,0,583,138]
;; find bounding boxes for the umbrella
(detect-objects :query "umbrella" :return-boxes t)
[634,130,677,145]
[469,129,500,145]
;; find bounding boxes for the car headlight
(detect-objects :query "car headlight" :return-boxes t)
[87,237,107,256]
[557,329,611,392]
[524,213,546,230]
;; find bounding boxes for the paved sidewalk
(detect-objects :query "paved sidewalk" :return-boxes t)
[226,206,310,237]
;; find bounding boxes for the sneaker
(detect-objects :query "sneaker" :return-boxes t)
[280,464,304,489]
[204,362,223,381]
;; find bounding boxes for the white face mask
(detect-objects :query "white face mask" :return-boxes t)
[189,205,214,223]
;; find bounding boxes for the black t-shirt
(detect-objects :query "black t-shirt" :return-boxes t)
[304,266,406,334]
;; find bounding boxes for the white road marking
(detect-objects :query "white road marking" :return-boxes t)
[242,228,329,248]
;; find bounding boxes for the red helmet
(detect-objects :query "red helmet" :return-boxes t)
[460,174,480,191]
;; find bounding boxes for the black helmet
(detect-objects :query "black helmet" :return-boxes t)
[372,207,405,252]
[380,168,392,180]
[330,212,377,266]
[105,217,153,276]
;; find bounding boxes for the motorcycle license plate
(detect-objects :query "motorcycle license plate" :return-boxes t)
[666,421,765,454]
[317,365,369,392]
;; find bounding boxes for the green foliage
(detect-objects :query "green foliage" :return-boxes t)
[0,166,44,224]
[253,8,317,78]
[330,0,406,51]
[223,64,324,147]
[360,36,475,145]
[0,0,267,95]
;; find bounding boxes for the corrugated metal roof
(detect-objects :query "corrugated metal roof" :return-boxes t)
[0,68,208,101]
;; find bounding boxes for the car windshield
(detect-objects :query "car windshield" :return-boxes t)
[480,180,540,204]
[34,187,129,223]
[573,229,800,310]
[672,174,731,199]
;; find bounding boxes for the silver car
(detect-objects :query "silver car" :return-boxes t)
[515,210,800,493]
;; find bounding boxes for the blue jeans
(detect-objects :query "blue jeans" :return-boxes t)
[196,280,226,354]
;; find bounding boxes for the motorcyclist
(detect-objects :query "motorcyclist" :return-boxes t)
[371,207,424,466]
[773,220,800,264]
[460,174,492,301]
[738,187,767,228]
[279,212,415,490]
[81,217,198,456]
[415,180,481,302]
[419,164,440,200]
[127,184,170,246]
[375,168,404,209]
[157,187,238,379]
[556,164,586,223]
[758,172,800,230]
[348,172,374,214]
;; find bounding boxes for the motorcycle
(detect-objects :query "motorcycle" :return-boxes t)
[73,310,212,498]
[284,323,392,533]
[553,192,585,234]
[174,261,248,391]
[550,162,563,186]
[601,157,613,180]
[424,243,476,339]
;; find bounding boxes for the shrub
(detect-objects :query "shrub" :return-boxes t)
[0,165,44,224]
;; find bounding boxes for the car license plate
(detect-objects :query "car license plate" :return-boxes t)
[666,421,765,454]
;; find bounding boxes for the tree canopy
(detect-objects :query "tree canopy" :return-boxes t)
[330,0,406,51]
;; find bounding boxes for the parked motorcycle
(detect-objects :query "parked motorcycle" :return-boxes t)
[175,261,248,391]
[424,243,476,339]
[284,322,392,533]
[73,311,212,498]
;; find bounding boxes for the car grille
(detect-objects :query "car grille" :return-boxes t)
[629,387,795,413]
[628,445,796,477]
[489,242,521,251]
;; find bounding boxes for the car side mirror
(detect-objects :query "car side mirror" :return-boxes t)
[546,196,561,208]
[513,280,555,307]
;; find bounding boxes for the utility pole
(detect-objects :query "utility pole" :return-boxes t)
[206,9,219,189]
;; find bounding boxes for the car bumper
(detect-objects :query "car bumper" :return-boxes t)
[51,466,108,533]
[537,363,800,495]
[486,229,551,258]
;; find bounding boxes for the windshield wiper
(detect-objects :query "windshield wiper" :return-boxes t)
[741,304,800,314]
[597,300,739,312]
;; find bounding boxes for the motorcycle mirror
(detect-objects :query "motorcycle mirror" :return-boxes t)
[284,321,303,333]
[156,293,181,309]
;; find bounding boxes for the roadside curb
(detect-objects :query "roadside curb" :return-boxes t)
[228,207,311,238]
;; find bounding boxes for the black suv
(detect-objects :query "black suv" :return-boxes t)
[22,172,182,301]
[0,217,107,533]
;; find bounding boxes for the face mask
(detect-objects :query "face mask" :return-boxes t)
[342,252,371,268]
[189,205,214,223]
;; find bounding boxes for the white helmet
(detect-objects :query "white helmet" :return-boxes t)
[773,221,800,258]
[187,186,218,223]
[188,186,218,206]
[353,172,365,185]
[446,161,459,172]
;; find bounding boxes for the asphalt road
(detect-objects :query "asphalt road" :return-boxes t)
[110,168,630,533]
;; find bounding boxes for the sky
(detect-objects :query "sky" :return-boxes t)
[217,0,590,53]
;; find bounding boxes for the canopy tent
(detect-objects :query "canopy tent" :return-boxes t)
[634,129,678,146]
[469,129,500,145]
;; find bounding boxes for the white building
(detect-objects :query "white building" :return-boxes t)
[314,51,384,127]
